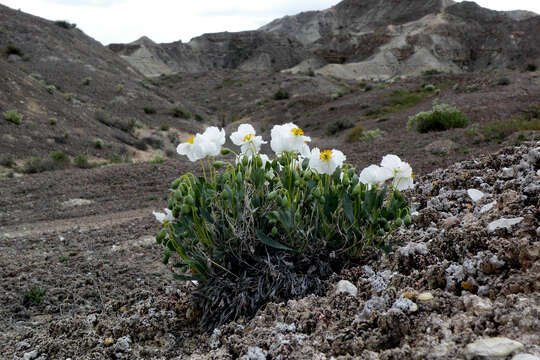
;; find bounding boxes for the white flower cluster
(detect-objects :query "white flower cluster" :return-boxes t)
[155,122,414,222]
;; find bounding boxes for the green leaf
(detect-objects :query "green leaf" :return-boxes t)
[256,230,293,251]
[342,192,354,223]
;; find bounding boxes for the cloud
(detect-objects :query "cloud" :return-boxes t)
[41,0,127,7]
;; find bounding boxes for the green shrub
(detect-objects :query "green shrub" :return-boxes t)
[346,127,382,143]
[46,85,56,94]
[23,287,46,307]
[327,119,354,135]
[479,118,540,142]
[81,77,92,86]
[155,131,411,331]
[24,157,44,174]
[0,154,16,168]
[497,77,511,86]
[144,106,157,114]
[94,138,104,149]
[54,20,76,29]
[170,105,191,119]
[135,120,144,129]
[526,63,537,72]
[116,84,124,93]
[151,153,164,164]
[407,103,469,133]
[49,117,57,125]
[160,123,170,131]
[96,112,134,132]
[345,124,364,143]
[23,151,69,173]
[74,154,90,169]
[194,114,204,122]
[4,110,23,125]
[142,136,163,149]
[49,150,69,164]
[5,44,22,56]
[273,89,290,100]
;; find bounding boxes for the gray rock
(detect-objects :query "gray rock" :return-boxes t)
[480,201,497,214]
[85,314,97,326]
[462,294,493,315]
[335,280,358,297]
[16,342,31,351]
[501,167,515,179]
[398,242,428,256]
[114,335,131,353]
[391,298,418,313]
[487,217,524,233]
[209,328,221,350]
[465,337,524,358]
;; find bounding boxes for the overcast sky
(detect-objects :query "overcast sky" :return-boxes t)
[1,0,539,45]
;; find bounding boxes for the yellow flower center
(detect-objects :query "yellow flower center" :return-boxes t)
[319,150,333,162]
[187,136,194,144]
[243,133,254,142]
[411,170,414,179]
[291,127,304,136]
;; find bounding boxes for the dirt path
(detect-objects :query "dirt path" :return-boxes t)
[0,207,155,239]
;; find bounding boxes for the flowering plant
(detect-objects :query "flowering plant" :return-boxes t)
[154,122,413,331]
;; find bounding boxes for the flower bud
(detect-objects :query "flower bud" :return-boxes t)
[171,178,182,190]
[403,214,412,226]
[220,148,232,155]
[267,191,277,201]
[313,188,321,198]
[242,156,249,167]
[271,226,278,236]
[172,205,181,218]
[213,161,227,169]
[185,194,195,206]
[395,218,402,227]
[377,229,385,237]
[352,183,362,195]
[181,204,191,215]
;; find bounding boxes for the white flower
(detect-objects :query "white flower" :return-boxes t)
[235,153,271,167]
[380,154,414,190]
[200,126,225,157]
[270,123,311,154]
[230,124,267,156]
[359,165,393,189]
[177,135,205,162]
[153,208,173,224]
[308,148,346,175]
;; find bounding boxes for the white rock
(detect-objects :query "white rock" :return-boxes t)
[463,294,493,315]
[512,354,540,360]
[392,298,418,313]
[399,242,428,256]
[336,280,358,297]
[480,201,497,214]
[23,351,38,360]
[487,218,524,233]
[60,198,94,208]
[240,346,268,360]
[501,167,515,179]
[114,335,131,352]
[417,292,434,302]
[16,342,31,351]
[467,189,485,202]
[466,337,524,358]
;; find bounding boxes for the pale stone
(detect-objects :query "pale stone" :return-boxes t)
[463,294,493,315]
[392,298,418,313]
[467,189,484,202]
[480,201,497,214]
[501,167,515,179]
[23,351,38,360]
[240,346,268,360]
[466,337,524,358]
[336,280,358,297]
[60,198,94,208]
[487,218,524,233]
[512,354,540,360]
[417,292,434,302]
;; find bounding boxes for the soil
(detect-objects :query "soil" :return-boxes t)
[1,142,538,360]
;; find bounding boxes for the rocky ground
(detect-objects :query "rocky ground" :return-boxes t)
[1,141,538,360]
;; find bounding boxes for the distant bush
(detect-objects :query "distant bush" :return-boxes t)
[142,136,163,149]
[479,118,540,142]
[81,77,92,86]
[273,89,290,100]
[54,20,76,29]
[95,112,135,133]
[116,84,124,93]
[497,77,511,86]
[407,103,469,133]
[346,126,382,143]
[135,120,144,129]
[160,124,170,131]
[49,117,57,126]
[0,154,16,168]
[94,138,104,149]
[327,119,354,135]
[151,153,164,164]
[144,106,157,114]
[74,154,90,169]
[23,287,46,307]
[423,69,442,76]
[47,85,56,94]
[4,110,23,125]
[526,63,537,72]
[23,151,70,173]
[170,105,191,119]
[423,84,437,92]
[194,113,204,122]
[5,44,22,56]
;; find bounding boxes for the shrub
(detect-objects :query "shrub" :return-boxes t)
[151,153,164,164]
[407,103,469,133]
[81,77,92,86]
[23,288,46,307]
[194,114,204,122]
[345,127,382,143]
[497,77,511,86]
[154,123,412,332]
[54,20,76,29]
[94,138,104,149]
[142,136,163,149]
[160,123,170,131]
[96,112,134,133]
[46,85,56,94]
[23,151,69,173]
[144,106,157,114]
[273,89,290,100]
[345,124,364,143]
[135,120,144,129]
[74,154,90,169]
[49,117,57,125]
[4,110,23,125]
[170,105,191,119]
[526,63,537,72]
[5,44,22,56]
[116,84,124,93]
[0,154,16,168]
[327,119,354,135]
[479,118,540,142]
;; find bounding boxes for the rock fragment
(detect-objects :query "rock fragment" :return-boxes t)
[512,355,540,360]
[467,189,484,202]
[417,292,434,302]
[487,217,524,233]
[240,346,268,360]
[462,294,493,315]
[335,280,358,297]
[23,351,38,360]
[465,337,524,358]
